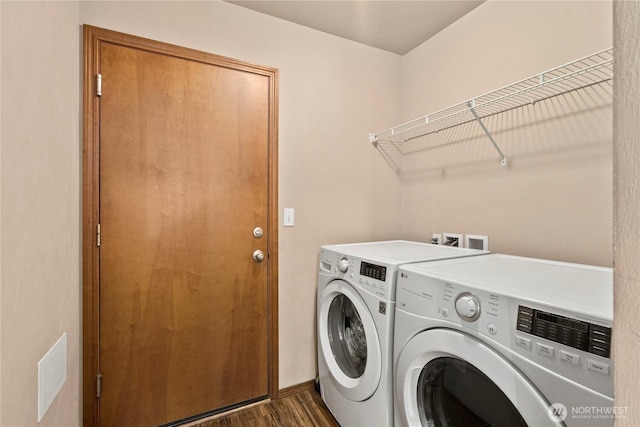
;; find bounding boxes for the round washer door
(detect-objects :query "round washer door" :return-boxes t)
[319,279,382,402]
[396,328,562,427]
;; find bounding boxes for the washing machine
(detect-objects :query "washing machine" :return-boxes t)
[317,240,489,427]
[393,254,614,427]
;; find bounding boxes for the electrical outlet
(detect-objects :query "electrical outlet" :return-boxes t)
[465,234,489,250]
[431,233,442,245]
[443,233,463,247]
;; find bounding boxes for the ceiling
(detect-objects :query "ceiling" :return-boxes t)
[226,0,484,55]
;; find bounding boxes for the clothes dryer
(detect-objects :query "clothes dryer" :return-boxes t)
[394,254,614,427]
[317,241,488,427]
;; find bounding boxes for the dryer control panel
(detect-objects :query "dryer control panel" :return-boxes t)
[516,305,611,359]
[395,270,614,398]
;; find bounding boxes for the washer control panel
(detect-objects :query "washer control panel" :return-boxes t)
[337,257,350,273]
[360,261,387,282]
[319,251,392,300]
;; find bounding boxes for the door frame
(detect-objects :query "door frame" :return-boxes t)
[82,25,279,426]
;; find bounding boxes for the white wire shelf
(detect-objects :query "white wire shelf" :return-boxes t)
[370,47,613,166]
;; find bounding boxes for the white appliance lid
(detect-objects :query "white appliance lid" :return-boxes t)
[322,240,488,266]
[400,254,612,320]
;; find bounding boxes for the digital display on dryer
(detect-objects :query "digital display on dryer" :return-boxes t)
[535,311,589,332]
[360,262,386,282]
[517,305,611,358]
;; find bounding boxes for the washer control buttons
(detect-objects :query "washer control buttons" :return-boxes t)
[441,308,449,318]
[338,257,349,273]
[487,324,497,335]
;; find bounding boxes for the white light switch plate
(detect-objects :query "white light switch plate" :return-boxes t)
[38,333,67,422]
[284,208,294,227]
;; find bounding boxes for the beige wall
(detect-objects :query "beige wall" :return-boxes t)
[401,0,613,267]
[1,1,81,426]
[613,0,640,423]
[0,1,3,423]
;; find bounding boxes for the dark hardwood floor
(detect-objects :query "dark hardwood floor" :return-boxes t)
[188,385,339,427]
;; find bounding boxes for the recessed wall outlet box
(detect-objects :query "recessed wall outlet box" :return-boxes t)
[431,233,442,245]
[38,333,67,422]
[284,208,294,227]
[443,233,463,247]
[465,234,489,251]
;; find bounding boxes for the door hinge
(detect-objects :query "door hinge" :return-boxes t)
[97,223,101,247]
[96,74,102,97]
[96,373,103,398]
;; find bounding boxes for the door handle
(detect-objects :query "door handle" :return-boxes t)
[253,250,265,263]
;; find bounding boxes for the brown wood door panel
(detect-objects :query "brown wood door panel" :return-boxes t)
[83,25,278,427]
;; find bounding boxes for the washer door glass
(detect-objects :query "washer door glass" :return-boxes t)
[417,357,527,427]
[327,294,367,378]
[318,279,382,402]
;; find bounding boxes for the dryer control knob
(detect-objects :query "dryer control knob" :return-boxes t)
[338,257,349,273]
[455,292,481,322]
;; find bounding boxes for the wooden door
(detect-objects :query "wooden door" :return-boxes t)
[83,26,279,427]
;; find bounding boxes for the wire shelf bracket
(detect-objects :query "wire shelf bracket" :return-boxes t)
[370,47,613,167]
[467,100,507,166]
